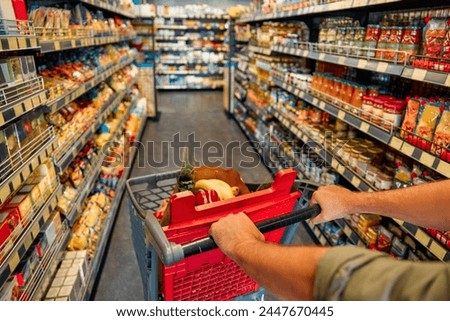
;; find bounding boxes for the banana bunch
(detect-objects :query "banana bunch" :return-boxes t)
[195,179,240,200]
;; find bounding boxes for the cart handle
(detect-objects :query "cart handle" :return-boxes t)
[181,204,321,259]
[127,176,321,267]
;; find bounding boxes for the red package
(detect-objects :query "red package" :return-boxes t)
[11,0,28,20]
[195,189,220,205]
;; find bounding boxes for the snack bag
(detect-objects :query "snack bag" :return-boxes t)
[414,102,443,151]
[400,98,421,140]
[431,109,450,160]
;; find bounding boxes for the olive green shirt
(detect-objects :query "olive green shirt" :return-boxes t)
[314,246,450,300]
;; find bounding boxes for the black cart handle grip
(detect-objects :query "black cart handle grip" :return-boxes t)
[181,204,321,258]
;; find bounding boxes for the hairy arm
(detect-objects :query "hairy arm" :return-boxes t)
[310,179,450,231]
[209,213,329,300]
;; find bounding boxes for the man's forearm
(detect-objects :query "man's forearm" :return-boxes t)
[234,240,329,301]
[351,179,450,231]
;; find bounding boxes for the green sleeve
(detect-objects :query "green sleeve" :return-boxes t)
[313,246,450,300]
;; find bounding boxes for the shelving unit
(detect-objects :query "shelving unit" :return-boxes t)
[153,14,229,90]
[0,0,145,301]
[230,1,450,262]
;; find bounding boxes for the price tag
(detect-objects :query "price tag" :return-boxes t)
[351,176,361,188]
[12,174,22,192]
[337,110,345,120]
[319,101,326,110]
[414,228,429,246]
[318,53,326,61]
[420,153,435,168]
[400,142,415,157]
[360,122,370,133]
[312,98,319,106]
[411,68,427,81]
[389,136,403,150]
[429,242,447,261]
[445,74,450,88]
[8,252,20,271]
[17,37,26,49]
[353,0,368,7]
[376,62,389,73]
[357,59,367,69]
[7,38,18,50]
[331,158,338,169]
[337,164,345,174]
[436,160,450,177]
[31,223,40,239]
[54,41,61,51]
[337,56,346,65]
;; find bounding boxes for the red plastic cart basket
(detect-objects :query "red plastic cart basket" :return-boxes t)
[126,168,320,301]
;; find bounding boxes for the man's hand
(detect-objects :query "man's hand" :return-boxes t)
[310,185,359,224]
[209,212,265,262]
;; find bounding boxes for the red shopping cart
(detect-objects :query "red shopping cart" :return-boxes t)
[126,168,321,301]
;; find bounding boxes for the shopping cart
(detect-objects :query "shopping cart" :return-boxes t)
[126,168,321,301]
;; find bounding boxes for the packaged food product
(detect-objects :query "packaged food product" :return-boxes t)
[431,109,450,159]
[17,184,41,206]
[5,194,32,224]
[400,98,421,139]
[390,237,409,259]
[376,27,391,59]
[377,225,393,252]
[422,18,447,58]
[414,102,442,150]
[382,100,406,131]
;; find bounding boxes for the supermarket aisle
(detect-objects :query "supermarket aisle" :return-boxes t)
[92,91,274,300]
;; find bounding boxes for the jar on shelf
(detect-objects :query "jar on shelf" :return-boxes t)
[368,86,380,96]
[372,97,386,126]
[386,26,404,61]
[382,100,406,131]
[350,85,367,114]
[343,82,355,106]
[335,137,347,157]
[310,109,323,124]
[361,95,374,120]
[326,77,335,102]
[364,24,381,57]
[376,26,391,60]
[399,26,421,63]
[351,27,366,56]
[336,27,346,54]
[337,81,348,102]
[332,79,342,106]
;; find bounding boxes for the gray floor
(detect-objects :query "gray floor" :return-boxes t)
[92,91,314,301]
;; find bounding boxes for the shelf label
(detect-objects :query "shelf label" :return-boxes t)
[400,142,415,157]
[420,153,435,168]
[436,161,450,178]
[337,110,345,120]
[319,101,326,109]
[318,53,325,61]
[429,241,447,261]
[351,176,361,188]
[54,41,61,51]
[8,252,20,271]
[445,74,450,88]
[389,136,403,150]
[360,122,370,133]
[414,228,430,246]
[17,37,26,49]
[353,0,369,7]
[357,59,367,69]
[376,62,389,73]
[331,158,338,169]
[337,164,345,174]
[7,38,18,50]
[337,56,346,65]
[411,68,426,81]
